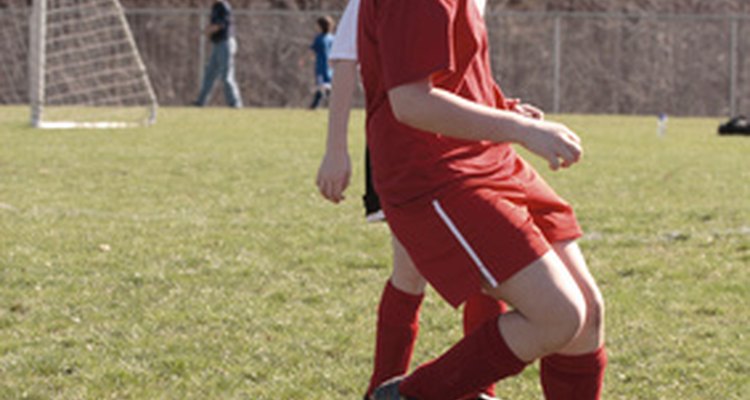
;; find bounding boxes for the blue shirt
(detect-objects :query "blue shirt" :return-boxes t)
[210,1,233,43]
[311,33,334,79]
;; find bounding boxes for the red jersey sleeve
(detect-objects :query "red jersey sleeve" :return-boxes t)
[377,0,457,90]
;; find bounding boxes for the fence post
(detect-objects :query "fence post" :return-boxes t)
[553,15,562,114]
[198,13,207,87]
[729,16,738,117]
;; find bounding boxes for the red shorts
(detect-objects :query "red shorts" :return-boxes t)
[383,158,582,308]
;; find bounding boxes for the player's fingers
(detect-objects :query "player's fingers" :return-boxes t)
[329,181,344,203]
[558,141,582,168]
[336,175,351,201]
[567,139,582,160]
[315,174,325,193]
[318,181,331,200]
[527,105,544,120]
[322,180,339,203]
[560,155,574,168]
[565,129,582,144]
[558,146,574,168]
[548,154,561,171]
[341,172,351,192]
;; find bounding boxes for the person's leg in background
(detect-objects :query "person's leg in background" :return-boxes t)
[195,43,221,106]
[220,37,243,108]
[363,154,508,400]
[365,236,426,397]
[310,77,327,109]
[366,239,510,400]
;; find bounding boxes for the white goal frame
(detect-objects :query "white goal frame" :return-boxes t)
[29,0,158,129]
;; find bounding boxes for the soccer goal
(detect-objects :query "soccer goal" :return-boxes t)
[29,0,157,128]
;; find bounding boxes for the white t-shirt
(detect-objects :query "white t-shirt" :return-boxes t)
[329,0,361,61]
[474,0,487,16]
[330,0,487,61]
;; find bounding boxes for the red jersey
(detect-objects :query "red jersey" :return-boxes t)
[358,0,518,207]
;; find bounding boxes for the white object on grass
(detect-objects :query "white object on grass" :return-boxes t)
[657,113,668,138]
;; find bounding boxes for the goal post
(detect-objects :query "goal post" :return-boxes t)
[29,0,158,129]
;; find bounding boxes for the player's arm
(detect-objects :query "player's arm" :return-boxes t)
[316,59,358,203]
[388,78,582,170]
[506,98,545,120]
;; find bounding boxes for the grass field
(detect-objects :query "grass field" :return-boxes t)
[1,106,749,399]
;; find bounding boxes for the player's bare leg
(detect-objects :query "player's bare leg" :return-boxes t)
[550,240,605,354]
[375,251,587,400]
[389,235,426,294]
[373,236,505,400]
[538,240,607,400]
[483,250,587,362]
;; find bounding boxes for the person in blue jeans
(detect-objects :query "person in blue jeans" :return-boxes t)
[309,16,335,109]
[195,0,243,108]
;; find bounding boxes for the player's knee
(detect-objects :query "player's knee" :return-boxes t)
[390,276,425,295]
[541,292,587,354]
[389,266,426,295]
[390,242,425,294]
[584,288,605,333]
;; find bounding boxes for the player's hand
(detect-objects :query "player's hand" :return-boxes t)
[316,151,352,203]
[519,119,582,171]
[515,103,545,120]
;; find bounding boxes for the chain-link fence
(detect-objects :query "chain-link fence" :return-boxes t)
[487,11,750,116]
[0,8,30,105]
[1,8,747,116]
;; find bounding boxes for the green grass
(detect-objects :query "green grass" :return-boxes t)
[1,107,748,399]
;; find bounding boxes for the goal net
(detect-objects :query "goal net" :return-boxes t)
[29,0,157,128]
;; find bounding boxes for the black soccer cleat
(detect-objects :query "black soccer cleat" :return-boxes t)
[370,377,416,400]
[369,378,502,400]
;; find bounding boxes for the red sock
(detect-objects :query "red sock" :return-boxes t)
[540,347,608,400]
[366,280,424,395]
[461,293,508,399]
[463,293,508,334]
[400,317,527,400]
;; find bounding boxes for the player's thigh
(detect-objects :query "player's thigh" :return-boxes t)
[390,234,426,295]
[482,250,588,358]
[552,241,598,290]
[484,249,585,328]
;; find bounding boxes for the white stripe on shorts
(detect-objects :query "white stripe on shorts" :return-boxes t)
[432,199,499,288]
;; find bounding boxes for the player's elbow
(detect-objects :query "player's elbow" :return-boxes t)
[388,79,431,127]
[331,59,357,73]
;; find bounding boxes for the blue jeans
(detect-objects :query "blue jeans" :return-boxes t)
[196,38,243,107]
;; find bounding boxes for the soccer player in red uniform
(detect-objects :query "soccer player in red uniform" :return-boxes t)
[358,0,607,399]
[317,1,506,398]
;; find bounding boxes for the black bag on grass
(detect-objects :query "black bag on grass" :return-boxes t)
[718,116,750,135]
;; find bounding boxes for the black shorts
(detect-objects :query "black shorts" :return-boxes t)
[363,146,381,216]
